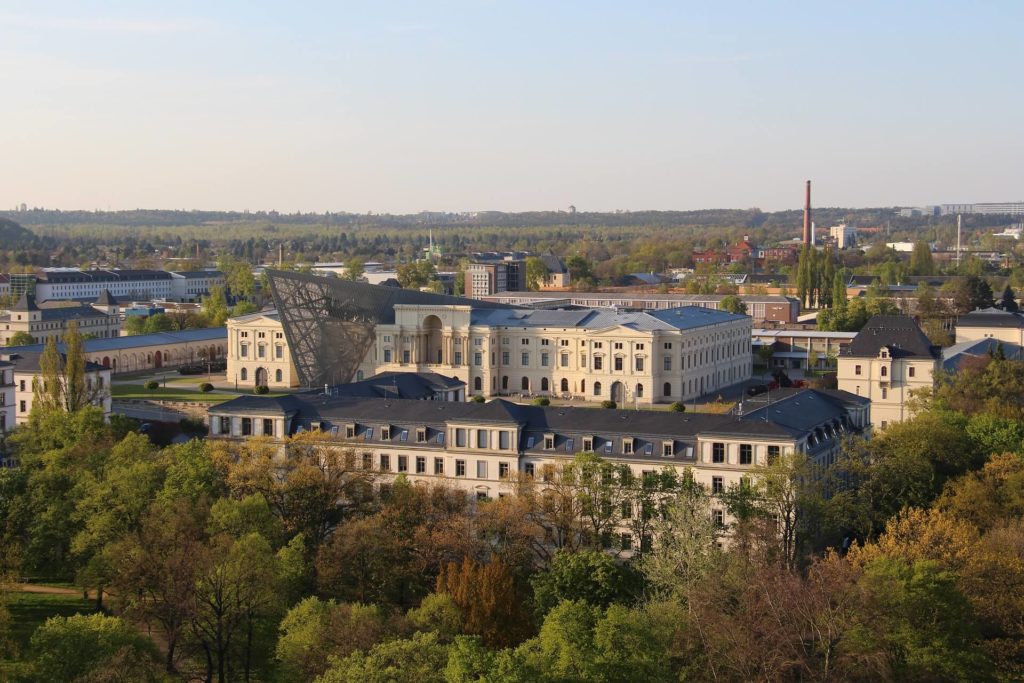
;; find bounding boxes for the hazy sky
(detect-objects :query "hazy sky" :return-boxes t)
[1,1,1021,214]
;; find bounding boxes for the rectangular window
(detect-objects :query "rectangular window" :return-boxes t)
[662,442,673,457]
[241,418,252,436]
[881,387,888,399]
[712,476,724,494]
[474,352,482,366]
[623,439,634,455]
[767,445,780,464]
[499,462,510,478]
[560,353,569,367]
[739,444,753,465]
[477,461,488,478]
[544,435,554,450]
[240,342,249,357]
[581,354,587,368]
[262,419,274,436]
[855,364,862,375]
[663,357,672,371]
[381,427,391,441]
[454,351,462,365]
[713,509,724,527]
[476,491,489,501]
[416,428,427,443]
[383,348,392,363]
[379,454,390,471]
[456,460,466,477]
[499,431,510,450]
[521,352,529,366]
[909,366,916,378]
[614,356,623,371]
[416,456,426,473]
[524,462,535,477]
[541,339,549,346]
[456,428,467,447]
[635,357,644,372]
[398,455,408,472]
[477,430,488,448]
[583,437,593,451]
[614,342,623,350]
[521,338,529,345]
[541,353,549,367]
[502,351,510,365]
[362,452,372,469]
[620,533,632,551]
[403,350,410,363]
[434,458,444,475]
[621,500,633,518]
[593,356,603,370]
[664,342,672,350]
[712,443,725,463]
[257,345,265,359]
[275,345,284,359]
[474,338,483,346]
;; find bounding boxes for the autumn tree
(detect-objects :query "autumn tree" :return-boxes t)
[436,556,531,647]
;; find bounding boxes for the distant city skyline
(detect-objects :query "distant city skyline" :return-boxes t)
[1,2,1021,214]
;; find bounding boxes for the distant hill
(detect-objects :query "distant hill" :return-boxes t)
[0,217,36,246]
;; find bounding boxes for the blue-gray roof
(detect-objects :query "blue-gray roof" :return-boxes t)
[0,327,226,354]
[942,337,1024,371]
[469,306,747,331]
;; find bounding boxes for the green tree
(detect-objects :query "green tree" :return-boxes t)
[796,244,812,308]
[530,549,642,618]
[909,240,935,276]
[29,613,161,682]
[123,315,146,335]
[32,323,98,416]
[719,294,747,314]
[397,261,437,289]
[343,257,365,281]
[316,630,449,683]
[141,312,174,333]
[203,285,230,327]
[641,479,720,600]
[525,256,550,291]
[6,330,34,345]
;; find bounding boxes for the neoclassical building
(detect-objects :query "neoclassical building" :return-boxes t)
[365,304,752,404]
[837,315,940,429]
[0,292,121,346]
[227,310,300,388]
[209,388,869,542]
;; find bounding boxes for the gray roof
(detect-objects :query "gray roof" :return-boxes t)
[10,293,39,312]
[4,351,107,374]
[211,388,859,460]
[0,327,226,354]
[956,307,1024,329]
[171,270,223,279]
[469,306,747,331]
[844,315,939,359]
[94,289,118,306]
[942,338,1024,371]
[38,269,173,283]
[316,371,465,400]
[539,254,568,274]
[0,302,113,324]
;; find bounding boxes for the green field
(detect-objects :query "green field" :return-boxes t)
[4,590,98,653]
[110,385,232,402]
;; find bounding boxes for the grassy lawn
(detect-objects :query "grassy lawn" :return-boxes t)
[110,385,233,402]
[5,591,98,652]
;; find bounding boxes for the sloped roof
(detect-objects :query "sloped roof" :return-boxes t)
[844,315,939,359]
[956,307,1024,329]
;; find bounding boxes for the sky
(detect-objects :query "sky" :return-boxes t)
[0,1,1021,214]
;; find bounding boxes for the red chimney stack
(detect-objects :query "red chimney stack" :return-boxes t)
[802,180,812,245]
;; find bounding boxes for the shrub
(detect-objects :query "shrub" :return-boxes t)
[532,397,551,406]
[669,401,686,412]
[179,417,208,437]
[199,382,214,393]
[254,385,270,395]
[471,395,486,403]
[144,380,159,390]
[601,400,617,409]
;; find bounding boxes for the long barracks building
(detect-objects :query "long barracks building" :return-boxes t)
[209,388,870,536]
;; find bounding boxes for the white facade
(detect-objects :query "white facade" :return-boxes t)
[0,361,14,436]
[35,269,173,301]
[5,358,112,426]
[169,271,225,302]
[227,311,298,388]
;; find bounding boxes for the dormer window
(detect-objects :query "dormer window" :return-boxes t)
[381,426,391,441]
[623,438,635,455]
[345,424,356,439]
[582,437,593,452]
[544,433,555,450]
[662,441,674,457]
[416,428,427,443]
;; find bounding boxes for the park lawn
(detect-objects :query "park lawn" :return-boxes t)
[110,385,233,402]
[5,590,99,653]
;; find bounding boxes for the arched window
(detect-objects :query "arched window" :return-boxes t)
[521,376,529,391]
[275,369,282,382]
[663,382,671,397]
[594,381,602,396]
[636,384,644,398]
[502,376,509,390]
[474,376,482,390]
[541,377,549,392]
[581,379,586,393]
[356,370,364,380]
[880,366,888,377]
[240,368,248,381]
[561,378,569,392]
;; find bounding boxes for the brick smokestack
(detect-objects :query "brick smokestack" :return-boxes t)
[802,180,812,245]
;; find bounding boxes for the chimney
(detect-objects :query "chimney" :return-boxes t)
[802,180,812,245]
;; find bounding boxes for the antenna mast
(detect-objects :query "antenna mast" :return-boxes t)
[956,214,962,268]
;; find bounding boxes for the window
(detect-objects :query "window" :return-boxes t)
[636,384,643,398]
[880,366,888,377]
[502,351,510,365]
[474,352,482,366]
[240,368,247,381]
[663,357,672,371]
[713,509,725,527]
[620,533,632,551]
[524,463,535,477]
[240,342,249,357]
[416,456,426,473]
[257,344,265,359]
[362,452,373,469]
[712,443,725,463]
[275,369,282,382]
[456,428,467,447]
[623,439,634,455]
[594,381,602,396]
[544,435,554,449]
[474,337,483,346]
[621,500,633,518]
[593,356,603,370]
[499,462,510,478]
[402,350,410,363]
[881,387,887,399]
[434,458,444,475]
[521,338,529,345]
[456,460,466,477]
[241,418,252,436]
[499,431,510,450]
[275,345,284,359]
[581,353,587,368]
[855,364,862,375]
[663,382,671,397]
[909,366,916,378]
[521,352,529,366]
[417,428,427,443]
[398,455,408,472]
[381,427,391,441]
[767,445,780,465]
[454,352,462,365]
[541,353,549,367]
[477,461,488,478]
[613,356,624,372]
[541,338,549,346]
[635,357,644,372]
[739,444,752,465]
[380,454,390,471]
[560,353,569,367]
[476,491,489,502]
[583,437,593,451]
[477,430,488,448]
[262,419,274,436]
[664,342,673,350]
[662,441,673,457]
